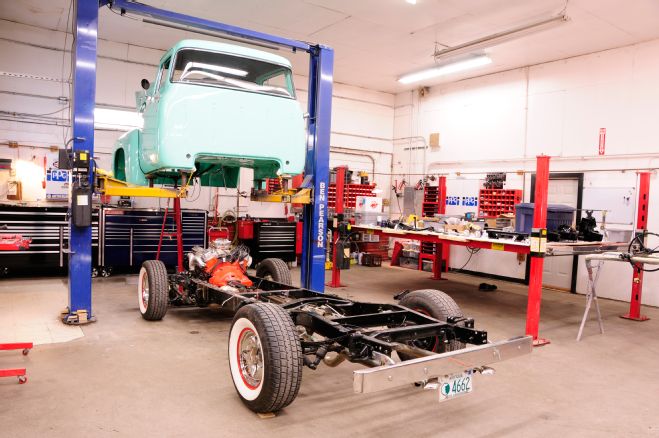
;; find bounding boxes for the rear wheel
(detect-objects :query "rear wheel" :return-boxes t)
[256,258,292,286]
[138,260,169,321]
[398,289,465,360]
[228,303,302,413]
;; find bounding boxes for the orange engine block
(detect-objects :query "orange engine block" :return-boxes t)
[204,258,253,288]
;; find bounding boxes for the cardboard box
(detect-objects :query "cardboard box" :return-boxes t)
[46,169,70,201]
[445,224,470,233]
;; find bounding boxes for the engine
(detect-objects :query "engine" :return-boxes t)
[187,239,253,288]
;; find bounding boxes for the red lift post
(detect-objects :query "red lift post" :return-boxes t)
[525,155,551,346]
[621,171,651,321]
[328,166,347,288]
[420,176,448,279]
[156,197,185,273]
[435,176,448,278]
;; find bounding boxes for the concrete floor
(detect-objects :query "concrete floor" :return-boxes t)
[1,264,659,438]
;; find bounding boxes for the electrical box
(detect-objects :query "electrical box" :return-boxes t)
[58,149,71,170]
[429,132,440,150]
[70,150,92,228]
[72,186,92,227]
[402,187,423,216]
[7,180,20,200]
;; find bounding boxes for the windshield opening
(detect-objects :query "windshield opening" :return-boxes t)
[171,48,295,98]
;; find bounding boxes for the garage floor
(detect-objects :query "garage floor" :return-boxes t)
[1,265,658,437]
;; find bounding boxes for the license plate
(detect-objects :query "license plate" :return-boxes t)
[438,371,473,402]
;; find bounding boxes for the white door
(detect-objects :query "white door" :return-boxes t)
[542,178,579,290]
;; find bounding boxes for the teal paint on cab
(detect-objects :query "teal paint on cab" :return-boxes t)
[113,39,306,187]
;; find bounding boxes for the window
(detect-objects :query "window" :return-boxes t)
[261,70,289,90]
[157,58,171,92]
[171,49,295,98]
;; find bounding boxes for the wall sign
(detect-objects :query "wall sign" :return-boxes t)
[446,196,460,206]
[46,169,69,200]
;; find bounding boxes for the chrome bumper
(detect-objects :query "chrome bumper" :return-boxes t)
[353,335,532,394]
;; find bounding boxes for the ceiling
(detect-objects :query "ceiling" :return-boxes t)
[2,0,659,93]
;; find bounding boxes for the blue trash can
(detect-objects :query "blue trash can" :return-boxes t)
[515,203,575,234]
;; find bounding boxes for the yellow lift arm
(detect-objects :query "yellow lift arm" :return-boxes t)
[95,169,187,198]
[250,188,312,204]
[95,169,311,203]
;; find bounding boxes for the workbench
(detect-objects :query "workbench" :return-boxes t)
[353,223,629,344]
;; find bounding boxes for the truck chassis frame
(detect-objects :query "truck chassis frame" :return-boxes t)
[143,261,532,412]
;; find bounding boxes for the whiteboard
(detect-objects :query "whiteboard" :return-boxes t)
[445,178,482,216]
[581,187,636,226]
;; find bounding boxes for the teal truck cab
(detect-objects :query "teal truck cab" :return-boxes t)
[112,39,306,189]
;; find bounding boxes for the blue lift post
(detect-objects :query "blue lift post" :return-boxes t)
[65,1,334,322]
[64,0,100,324]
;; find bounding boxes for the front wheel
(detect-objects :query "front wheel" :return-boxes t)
[228,303,302,413]
[138,260,169,321]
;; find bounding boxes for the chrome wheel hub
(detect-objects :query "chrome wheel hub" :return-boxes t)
[141,275,149,308]
[238,329,263,389]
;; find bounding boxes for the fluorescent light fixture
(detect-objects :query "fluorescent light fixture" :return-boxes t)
[94,108,143,130]
[398,55,492,84]
[433,14,569,60]
[406,0,417,4]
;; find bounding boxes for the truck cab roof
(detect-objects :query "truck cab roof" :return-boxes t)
[160,39,293,69]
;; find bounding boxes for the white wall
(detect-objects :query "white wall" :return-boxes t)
[0,19,394,218]
[393,38,659,306]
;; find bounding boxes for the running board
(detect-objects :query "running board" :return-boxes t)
[353,335,532,394]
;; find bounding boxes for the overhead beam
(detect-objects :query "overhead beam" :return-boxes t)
[107,0,310,52]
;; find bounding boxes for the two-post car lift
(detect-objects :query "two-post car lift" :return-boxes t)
[63,2,538,412]
[65,0,334,323]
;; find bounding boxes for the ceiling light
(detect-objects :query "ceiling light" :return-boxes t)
[406,0,417,4]
[398,55,492,84]
[433,14,569,60]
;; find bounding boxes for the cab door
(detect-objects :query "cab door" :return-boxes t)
[140,56,171,172]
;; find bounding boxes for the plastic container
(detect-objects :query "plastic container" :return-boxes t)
[605,228,632,243]
[354,211,380,226]
[515,203,575,234]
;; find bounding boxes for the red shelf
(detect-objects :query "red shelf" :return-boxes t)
[477,189,522,218]
[327,183,376,209]
[422,183,446,217]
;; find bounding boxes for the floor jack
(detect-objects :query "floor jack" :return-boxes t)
[0,342,33,384]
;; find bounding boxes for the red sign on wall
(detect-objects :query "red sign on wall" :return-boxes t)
[598,128,606,155]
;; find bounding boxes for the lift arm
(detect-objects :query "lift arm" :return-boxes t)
[95,170,186,198]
